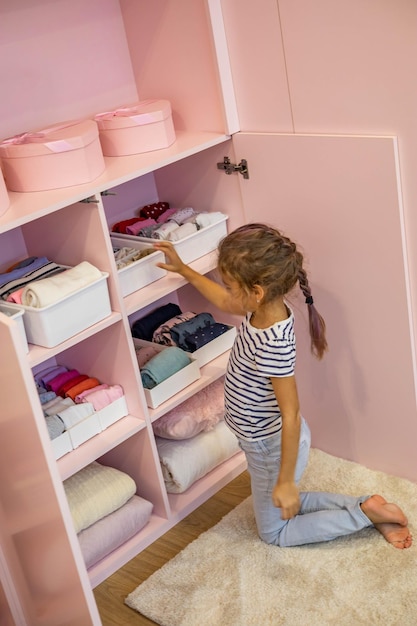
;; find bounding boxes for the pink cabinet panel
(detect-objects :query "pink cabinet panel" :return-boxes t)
[232,131,417,481]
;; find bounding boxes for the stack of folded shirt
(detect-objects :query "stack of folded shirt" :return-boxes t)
[63,461,153,569]
[34,364,125,443]
[1,256,102,307]
[132,303,230,373]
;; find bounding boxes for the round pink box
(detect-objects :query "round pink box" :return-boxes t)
[0,168,10,215]
[95,99,176,156]
[0,119,105,192]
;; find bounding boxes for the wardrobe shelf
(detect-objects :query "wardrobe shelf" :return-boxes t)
[87,513,170,588]
[57,415,146,481]
[0,131,230,235]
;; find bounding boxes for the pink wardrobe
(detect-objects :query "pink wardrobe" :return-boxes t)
[1,1,416,624]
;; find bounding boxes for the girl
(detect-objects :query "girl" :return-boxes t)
[154,223,412,549]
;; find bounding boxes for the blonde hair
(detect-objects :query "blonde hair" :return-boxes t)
[217,223,328,359]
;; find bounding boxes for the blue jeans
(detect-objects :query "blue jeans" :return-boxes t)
[238,418,373,546]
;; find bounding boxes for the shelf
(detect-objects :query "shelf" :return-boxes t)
[57,415,146,481]
[0,131,230,234]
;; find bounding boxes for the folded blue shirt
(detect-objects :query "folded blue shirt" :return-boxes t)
[141,346,191,389]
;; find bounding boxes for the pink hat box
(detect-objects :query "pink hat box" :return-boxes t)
[94,100,176,156]
[0,119,105,192]
[0,167,10,215]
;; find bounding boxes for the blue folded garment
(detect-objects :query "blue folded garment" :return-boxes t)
[184,323,230,352]
[141,346,191,389]
[169,312,216,350]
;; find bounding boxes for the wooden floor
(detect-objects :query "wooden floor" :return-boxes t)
[94,470,251,626]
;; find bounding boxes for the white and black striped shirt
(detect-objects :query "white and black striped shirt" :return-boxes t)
[224,308,296,441]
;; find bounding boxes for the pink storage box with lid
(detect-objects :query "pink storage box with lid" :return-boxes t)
[0,167,9,215]
[0,119,105,192]
[94,100,176,156]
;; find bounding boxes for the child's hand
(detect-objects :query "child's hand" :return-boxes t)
[272,481,301,520]
[153,240,187,274]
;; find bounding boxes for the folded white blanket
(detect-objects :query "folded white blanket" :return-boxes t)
[156,421,240,493]
[21,261,102,308]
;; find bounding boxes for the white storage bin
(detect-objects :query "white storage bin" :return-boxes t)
[51,431,73,460]
[111,236,167,297]
[0,302,29,353]
[134,338,201,409]
[116,215,228,264]
[5,272,111,348]
[188,325,236,368]
[68,413,102,449]
[96,395,129,430]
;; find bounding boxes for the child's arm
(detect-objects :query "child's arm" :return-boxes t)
[270,375,302,519]
[154,240,246,315]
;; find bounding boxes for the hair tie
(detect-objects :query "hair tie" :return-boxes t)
[305,295,314,305]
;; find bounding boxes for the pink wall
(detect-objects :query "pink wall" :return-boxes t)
[0,0,137,139]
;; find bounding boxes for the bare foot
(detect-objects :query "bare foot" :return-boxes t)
[361,495,413,549]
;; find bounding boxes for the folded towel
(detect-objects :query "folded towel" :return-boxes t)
[156,421,239,493]
[141,346,191,389]
[21,261,102,308]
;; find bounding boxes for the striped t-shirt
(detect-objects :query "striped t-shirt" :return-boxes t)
[224,307,296,441]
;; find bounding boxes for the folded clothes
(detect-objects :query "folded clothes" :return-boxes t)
[169,312,216,350]
[131,303,182,341]
[135,344,160,368]
[65,377,100,401]
[60,374,90,398]
[111,217,141,234]
[195,211,226,228]
[141,346,191,389]
[125,217,157,236]
[152,221,178,240]
[140,201,170,220]
[45,414,66,440]
[184,322,230,352]
[167,222,198,242]
[47,369,80,394]
[57,402,95,428]
[75,383,109,403]
[156,207,177,223]
[38,390,57,405]
[21,261,102,308]
[34,365,63,387]
[79,384,124,411]
[41,365,69,388]
[43,396,75,416]
[0,257,65,301]
[152,311,196,346]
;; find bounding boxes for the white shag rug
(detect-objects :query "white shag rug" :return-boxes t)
[126,449,417,626]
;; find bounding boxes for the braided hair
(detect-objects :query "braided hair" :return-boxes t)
[217,223,328,359]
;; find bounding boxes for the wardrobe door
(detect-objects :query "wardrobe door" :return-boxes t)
[230,132,417,481]
[0,315,101,626]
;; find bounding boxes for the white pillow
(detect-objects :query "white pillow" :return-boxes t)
[64,461,136,533]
